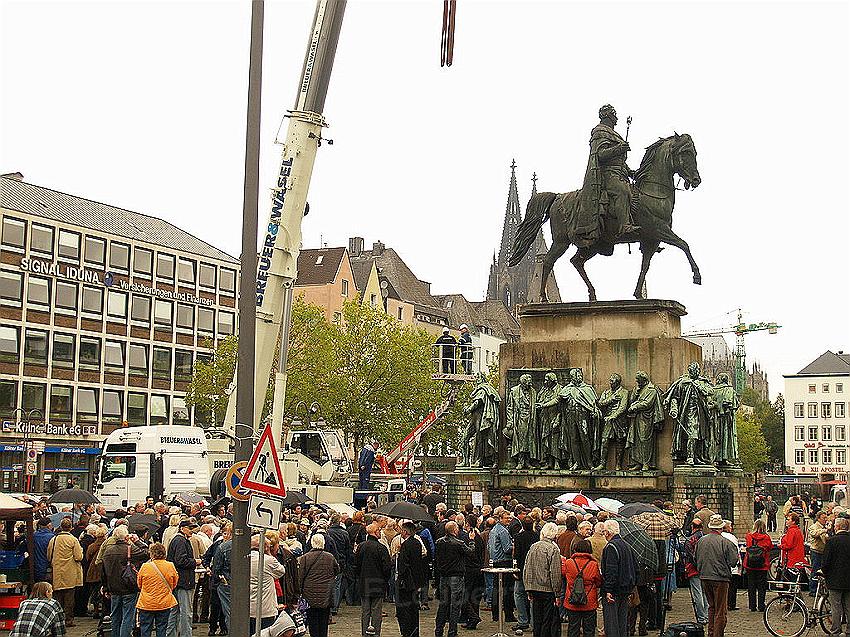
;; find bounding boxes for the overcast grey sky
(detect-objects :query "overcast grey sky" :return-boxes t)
[2,0,848,397]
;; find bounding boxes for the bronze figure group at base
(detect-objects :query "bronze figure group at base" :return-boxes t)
[459,363,740,472]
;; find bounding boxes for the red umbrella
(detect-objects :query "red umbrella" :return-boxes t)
[555,492,600,511]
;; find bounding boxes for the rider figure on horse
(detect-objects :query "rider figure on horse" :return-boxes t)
[575,104,639,255]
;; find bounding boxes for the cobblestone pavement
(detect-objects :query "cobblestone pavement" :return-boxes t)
[64,587,784,637]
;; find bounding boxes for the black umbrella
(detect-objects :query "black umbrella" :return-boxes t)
[371,501,435,523]
[48,489,99,505]
[126,514,159,536]
[615,518,660,573]
[618,502,662,518]
[283,491,313,506]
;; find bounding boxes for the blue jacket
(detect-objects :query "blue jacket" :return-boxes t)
[33,528,54,580]
[487,522,513,563]
[601,535,637,595]
[358,445,375,478]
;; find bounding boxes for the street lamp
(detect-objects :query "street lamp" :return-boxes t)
[10,407,44,493]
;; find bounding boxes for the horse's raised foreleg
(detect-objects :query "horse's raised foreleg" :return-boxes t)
[634,241,659,299]
[540,240,570,302]
[659,227,702,285]
[570,248,598,302]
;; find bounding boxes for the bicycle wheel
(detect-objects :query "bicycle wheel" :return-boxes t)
[764,595,809,637]
[816,591,834,634]
[769,557,782,581]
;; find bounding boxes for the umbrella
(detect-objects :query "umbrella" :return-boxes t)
[48,489,99,505]
[171,492,206,507]
[554,502,587,515]
[615,518,660,573]
[47,511,73,527]
[618,502,662,518]
[283,491,313,506]
[596,497,624,513]
[371,501,434,523]
[555,492,600,511]
[126,514,159,536]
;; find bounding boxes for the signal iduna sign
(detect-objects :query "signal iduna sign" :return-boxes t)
[241,423,286,498]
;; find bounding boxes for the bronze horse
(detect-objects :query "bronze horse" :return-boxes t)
[510,133,702,301]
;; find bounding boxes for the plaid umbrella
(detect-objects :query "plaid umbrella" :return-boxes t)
[616,518,660,573]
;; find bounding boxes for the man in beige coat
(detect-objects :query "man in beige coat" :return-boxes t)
[47,517,84,626]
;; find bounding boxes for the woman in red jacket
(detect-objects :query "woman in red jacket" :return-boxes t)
[744,518,774,612]
[562,539,603,637]
[780,512,807,573]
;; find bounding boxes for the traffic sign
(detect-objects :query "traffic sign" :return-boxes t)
[25,462,37,476]
[247,493,283,530]
[241,423,286,497]
[26,448,37,462]
[225,461,251,502]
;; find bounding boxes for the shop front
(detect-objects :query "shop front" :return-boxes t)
[0,443,100,494]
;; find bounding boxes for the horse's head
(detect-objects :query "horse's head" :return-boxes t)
[671,133,701,190]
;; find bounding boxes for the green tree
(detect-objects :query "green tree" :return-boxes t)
[184,335,237,427]
[739,387,785,463]
[737,410,770,473]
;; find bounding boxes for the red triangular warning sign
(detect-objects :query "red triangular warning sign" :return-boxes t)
[241,423,287,497]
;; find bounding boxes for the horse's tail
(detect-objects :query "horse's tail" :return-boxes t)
[508,192,557,267]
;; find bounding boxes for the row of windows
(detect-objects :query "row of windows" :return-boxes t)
[1,216,236,293]
[794,448,847,466]
[0,271,235,334]
[0,328,199,380]
[0,379,189,426]
[793,402,847,419]
[794,424,848,442]
[809,383,844,393]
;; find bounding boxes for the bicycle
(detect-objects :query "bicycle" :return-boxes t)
[763,561,833,637]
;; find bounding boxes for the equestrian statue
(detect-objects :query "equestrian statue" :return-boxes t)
[510,104,702,301]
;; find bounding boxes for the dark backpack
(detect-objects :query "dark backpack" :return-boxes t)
[568,558,590,606]
[746,537,765,569]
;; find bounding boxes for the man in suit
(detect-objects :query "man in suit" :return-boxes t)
[395,522,427,637]
[358,440,378,490]
[354,523,392,637]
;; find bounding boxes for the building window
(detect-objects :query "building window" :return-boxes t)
[0,326,19,363]
[150,394,169,425]
[176,304,194,330]
[838,403,847,418]
[178,259,195,286]
[23,329,48,365]
[49,385,73,421]
[838,383,844,393]
[110,242,130,271]
[809,449,819,465]
[341,279,349,297]
[152,347,171,380]
[808,425,818,440]
[199,263,216,289]
[794,449,804,464]
[127,392,147,426]
[84,236,106,266]
[808,403,818,418]
[81,286,103,317]
[198,307,214,333]
[0,270,23,304]
[156,254,174,281]
[839,449,848,465]
[76,387,98,423]
[57,230,80,260]
[823,426,832,441]
[154,300,172,327]
[30,224,53,256]
[102,390,123,424]
[55,281,78,312]
[79,337,101,369]
[370,293,377,306]
[220,268,236,295]
[104,340,125,373]
[52,333,75,368]
[1,217,26,249]
[128,344,148,375]
[131,295,151,325]
[175,350,193,382]
[398,307,403,320]
[794,426,805,441]
[107,290,128,321]
[809,384,817,393]
[0,380,16,417]
[21,382,45,413]
[837,425,846,441]
[823,402,832,419]
[173,397,189,426]
[824,383,831,393]
[134,248,153,276]
[27,276,51,309]
[793,403,804,418]
[332,312,342,324]
[823,449,833,465]
[218,311,234,336]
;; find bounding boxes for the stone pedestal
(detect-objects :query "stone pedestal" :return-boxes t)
[446,468,492,511]
[673,467,754,536]
[499,299,702,475]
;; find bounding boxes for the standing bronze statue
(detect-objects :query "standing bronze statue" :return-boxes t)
[666,362,714,466]
[626,371,665,471]
[712,372,741,467]
[509,106,702,301]
[460,372,501,468]
[505,374,538,469]
[559,369,601,470]
[536,372,564,469]
[595,373,630,471]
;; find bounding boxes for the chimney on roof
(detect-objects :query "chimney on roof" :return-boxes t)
[349,237,364,257]
[1,172,24,181]
[372,240,385,256]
